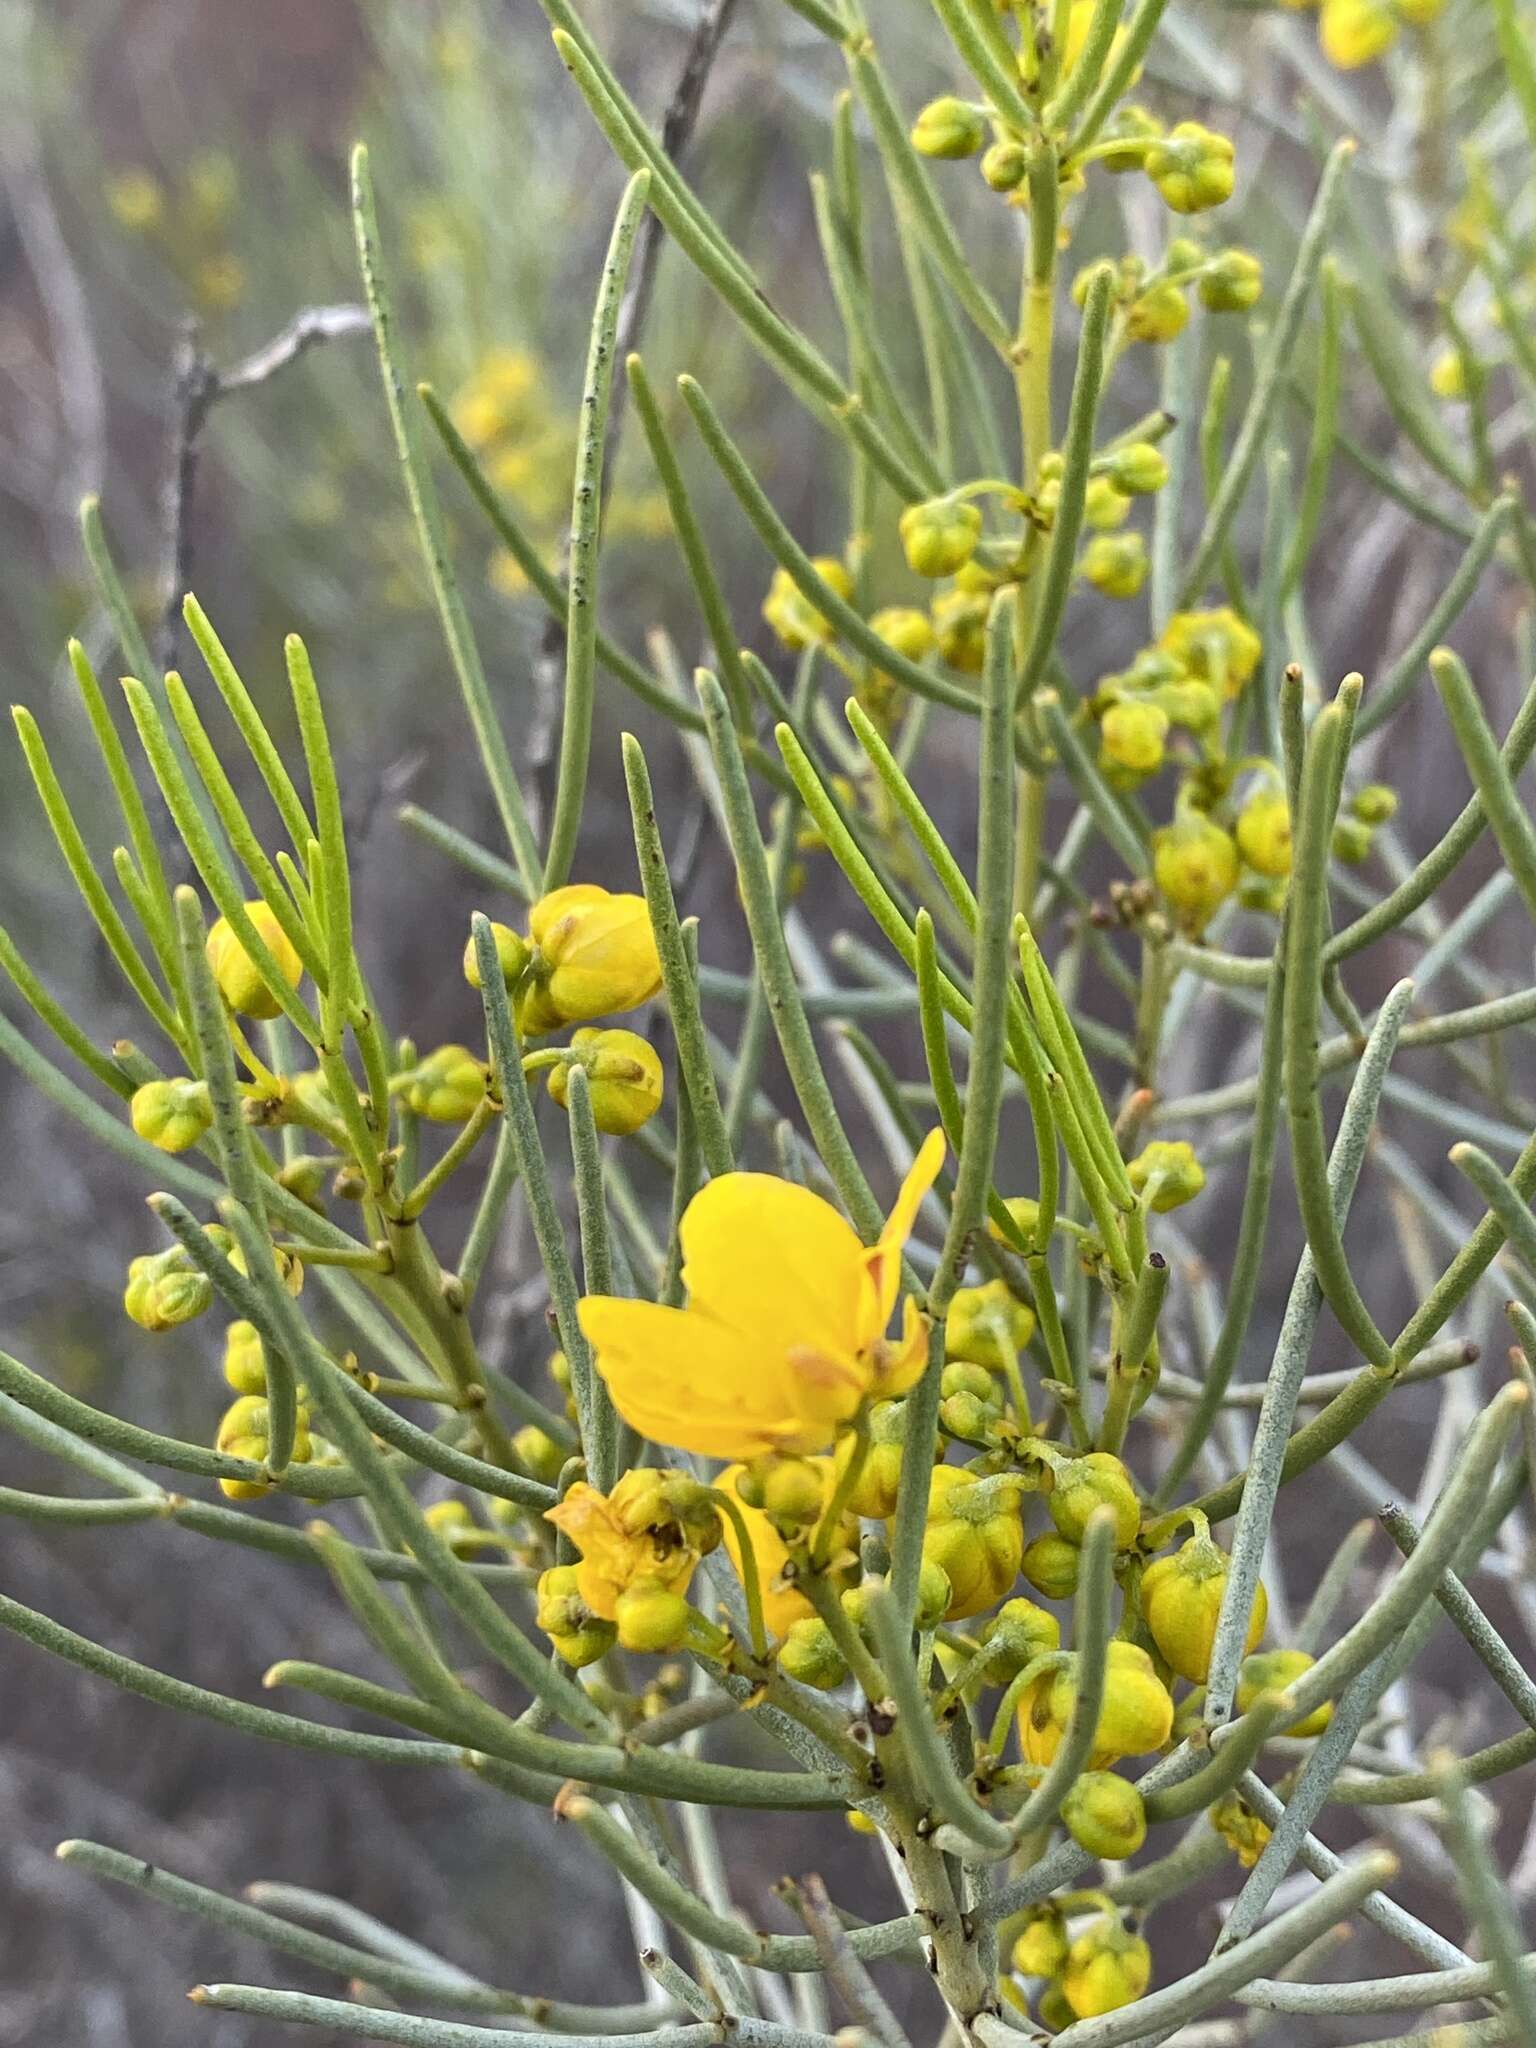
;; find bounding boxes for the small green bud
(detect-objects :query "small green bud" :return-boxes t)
[1104,442,1169,496]
[945,1279,1037,1370]
[1331,815,1375,865]
[1021,1531,1080,1600]
[1127,1138,1206,1212]
[1047,1451,1141,1548]
[910,96,987,160]
[513,1425,567,1485]
[1239,1648,1332,1736]
[1125,281,1189,344]
[401,1044,488,1123]
[1080,531,1149,599]
[1199,248,1263,311]
[124,1248,212,1333]
[1083,475,1132,530]
[130,1077,211,1154]
[1061,1771,1148,1859]
[980,1596,1061,1679]
[898,497,982,579]
[1146,121,1236,213]
[463,919,530,991]
[1351,782,1398,825]
[777,1617,847,1689]
[980,139,1028,191]
[613,1579,693,1653]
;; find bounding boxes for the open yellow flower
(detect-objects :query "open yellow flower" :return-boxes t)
[544,1468,715,1621]
[578,1130,946,1459]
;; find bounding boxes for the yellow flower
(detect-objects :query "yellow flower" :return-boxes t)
[1159,606,1261,695]
[579,1131,946,1459]
[1319,0,1398,65]
[105,167,164,233]
[544,1468,717,1621]
[1211,1789,1272,1866]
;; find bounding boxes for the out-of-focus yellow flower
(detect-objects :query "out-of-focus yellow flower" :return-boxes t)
[194,254,247,313]
[545,1468,719,1621]
[931,587,990,673]
[185,150,237,230]
[1429,347,1469,400]
[578,1131,946,1459]
[1125,281,1189,344]
[1145,122,1236,213]
[1319,0,1398,64]
[1160,606,1261,695]
[762,560,852,648]
[1153,813,1239,930]
[899,498,982,579]
[489,548,531,598]
[105,167,165,232]
[1101,699,1168,779]
[1060,0,1138,85]
[452,347,543,449]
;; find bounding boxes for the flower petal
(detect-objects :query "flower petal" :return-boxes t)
[679,1171,866,1362]
[865,1127,947,1331]
[577,1295,837,1459]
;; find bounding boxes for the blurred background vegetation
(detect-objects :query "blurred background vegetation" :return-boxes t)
[0,0,1531,2039]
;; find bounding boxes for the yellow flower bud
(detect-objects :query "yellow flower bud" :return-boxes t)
[1011,1908,1070,1980]
[755,1453,828,1528]
[910,96,987,160]
[1099,105,1163,173]
[1127,1138,1206,1211]
[276,1154,330,1213]
[1100,700,1169,781]
[463,919,531,991]
[1142,1532,1267,1682]
[1105,443,1169,496]
[945,1278,1037,1370]
[513,1425,567,1485]
[980,1596,1060,1679]
[223,1319,267,1395]
[899,497,983,580]
[1239,1648,1332,1735]
[1047,1452,1141,1548]
[614,1577,694,1653]
[1021,1531,1081,1600]
[1153,813,1239,930]
[1081,533,1149,600]
[1332,816,1375,865]
[206,902,304,1019]
[915,1557,955,1628]
[1319,0,1398,65]
[1023,1641,1173,1767]
[1125,281,1190,344]
[919,1465,1024,1619]
[836,1400,909,1519]
[216,1393,313,1499]
[1150,678,1222,733]
[402,1044,487,1123]
[1062,1915,1152,2018]
[718,1460,851,1639]
[1146,122,1236,213]
[762,559,853,649]
[869,605,937,664]
[548,1027,664,1136]
[124,1248,212,1333]
[535,1563,617,1668]
[105,166,165,232]
[1200,249,1264,312]
[425,1498,480,1551]
[527,885,662,1026]
[1160,606,1261,694]
[1211,1789,1272,1866]
[131,1077,212,1154]
[1061,1770,1148,1859]
[1235,789,1292,878]
[1351,782,1398,825]
[981,139,1028,191]
[1083,476,1133,530]
[988,1195,1041,1245]
[777,1616,847,1689]
[930,589,990,673]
